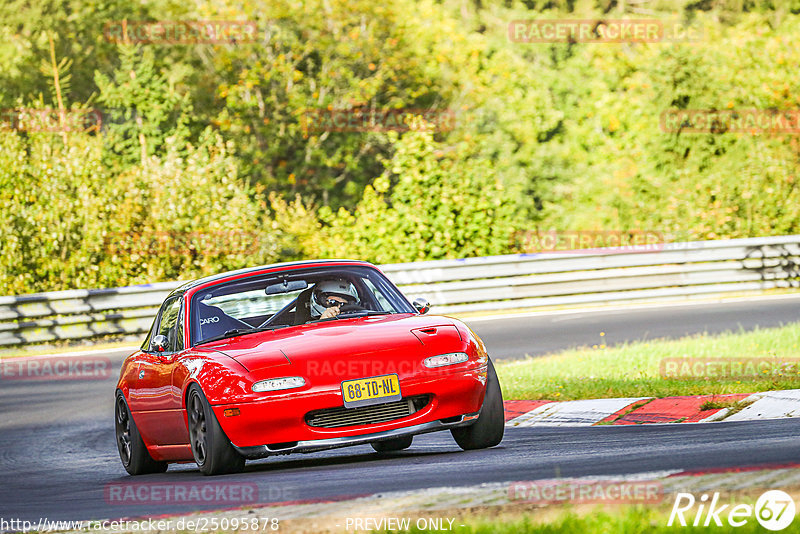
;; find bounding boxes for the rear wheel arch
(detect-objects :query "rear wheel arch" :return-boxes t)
[116,385,130,400]
[114,390,168,475]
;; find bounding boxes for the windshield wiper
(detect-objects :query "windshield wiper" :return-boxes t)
[336,310,394,318]
[196,325,290,345]
[315,310,394,322]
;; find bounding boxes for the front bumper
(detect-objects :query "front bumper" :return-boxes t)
[233,411,480,459]
[213,365,487,449]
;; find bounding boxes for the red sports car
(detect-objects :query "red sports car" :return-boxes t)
[115,260,504,475]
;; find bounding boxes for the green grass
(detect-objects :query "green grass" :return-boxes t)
[388,507,776,534]
[699,398,743,411]
[495,324,800,400]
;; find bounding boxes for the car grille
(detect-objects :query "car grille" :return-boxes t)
[305,395,430,429]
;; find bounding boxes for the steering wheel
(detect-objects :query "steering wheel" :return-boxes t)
[337,302,365,314]
[312,302,367,322]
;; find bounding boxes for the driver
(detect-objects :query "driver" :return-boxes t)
[310,279,359,320]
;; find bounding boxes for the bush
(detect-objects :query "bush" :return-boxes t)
[0,129,282,294]
[273,118,523,264]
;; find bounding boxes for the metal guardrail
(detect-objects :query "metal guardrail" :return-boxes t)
[2,235,799,346]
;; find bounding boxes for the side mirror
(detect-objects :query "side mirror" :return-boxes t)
[151,334,168,353]
[412,297,430,315]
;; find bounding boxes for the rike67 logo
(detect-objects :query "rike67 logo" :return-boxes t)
[668,490,796,531]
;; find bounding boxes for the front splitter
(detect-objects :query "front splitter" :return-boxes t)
[233,412,480,460]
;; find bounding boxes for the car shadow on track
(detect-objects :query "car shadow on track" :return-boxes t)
[162,447,478,478]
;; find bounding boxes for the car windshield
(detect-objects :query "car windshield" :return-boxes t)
[190,265,415,345]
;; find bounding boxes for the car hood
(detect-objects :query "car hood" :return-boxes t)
[204,314,464,373]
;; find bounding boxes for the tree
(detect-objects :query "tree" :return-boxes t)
[95,45,191,167]
[274,118,522,263]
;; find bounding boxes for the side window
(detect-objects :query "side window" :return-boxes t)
[174,302,185,352]
[362,278,392,311]
[141,314,159,352]
[156,297,183,353]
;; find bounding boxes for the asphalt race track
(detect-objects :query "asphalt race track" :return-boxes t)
[475,295,800,360]
[2,295,800,522]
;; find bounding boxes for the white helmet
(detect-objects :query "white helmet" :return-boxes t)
[310,279,359,317]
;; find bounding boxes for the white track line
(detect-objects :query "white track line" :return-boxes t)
[724,389,800,421]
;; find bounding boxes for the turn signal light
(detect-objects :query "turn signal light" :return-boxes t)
[252,376,306,392]
[422,352,469,368]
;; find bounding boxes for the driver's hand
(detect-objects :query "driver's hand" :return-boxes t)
[320,305,340,320]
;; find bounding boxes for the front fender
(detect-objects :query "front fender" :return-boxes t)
[176,351,253,407]
[451,318,489,361]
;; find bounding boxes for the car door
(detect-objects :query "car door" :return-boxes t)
[128,296,189,445]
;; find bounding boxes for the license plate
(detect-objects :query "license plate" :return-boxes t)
[341,374,401,408]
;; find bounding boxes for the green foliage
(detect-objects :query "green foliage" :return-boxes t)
[198,0,464,208]
[95,45,192,167]
[0,132,108,293]
[528,14,800,241]
[311,119,522,264]
[101,130,282,285]
[0,0,152,107]
[3,0,800,294]
[0,129,282,294]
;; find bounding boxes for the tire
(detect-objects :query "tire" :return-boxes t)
[451,359,504,450]
[187,384,245,476]
[115,393,168,476]
[371,436,413,453]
